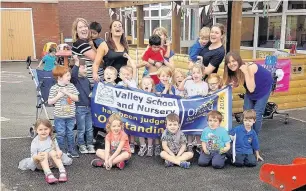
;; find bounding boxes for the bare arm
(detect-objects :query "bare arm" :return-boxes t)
[203,64,216,76]
[48,93,63,105]
[162,141,175,156]
[65,92,79,102]
[92,42,107,82]
[104,139,111,162]
[201,142,209,153]
[241,63,257,93]
[109,140,125,161]
[178,76,191,91]
[37,60,43,68]
[177,144,186,156]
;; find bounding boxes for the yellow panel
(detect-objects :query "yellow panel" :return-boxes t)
[10,10,34,60]
[1,10,13,60]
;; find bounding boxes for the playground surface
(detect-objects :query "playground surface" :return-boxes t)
[1,62,306,191]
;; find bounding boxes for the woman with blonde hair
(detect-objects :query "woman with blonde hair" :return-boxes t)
[71,18,103,84]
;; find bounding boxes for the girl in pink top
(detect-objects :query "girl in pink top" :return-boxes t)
[91,113,131,170]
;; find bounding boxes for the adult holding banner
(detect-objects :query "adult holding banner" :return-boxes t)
[223,51,273,134]
[93,20,132,83]
[71,18,103,85]
[198,23,226,78]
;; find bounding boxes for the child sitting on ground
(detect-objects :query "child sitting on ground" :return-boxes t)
[18,119,72,184]
[140,35,170,84]
[117,53,137,89]
[178,64,209,152]
[89,21,104,51]
[172,69,187,97]
[103,66,117,86]
[160,113,194,169]
[37,47,57,71]
[48,65,80,158]
[229,109,263,167]
[71,56,95,154]
[155,66,175,95]
[206,73,223,95]
[91,113,131,170]
[198,111,231,169]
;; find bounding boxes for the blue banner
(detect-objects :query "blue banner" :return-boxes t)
[91,82,232,138]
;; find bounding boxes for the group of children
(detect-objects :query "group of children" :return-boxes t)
[21,24,263,184]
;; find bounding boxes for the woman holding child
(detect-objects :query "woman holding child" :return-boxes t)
[93,20,134,83]
[198,23,226,78]
[223,52,273,134]
[71,18,104,84]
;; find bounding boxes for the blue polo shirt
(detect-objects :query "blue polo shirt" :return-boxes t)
[155,82,175,94]
[189,39,204,62]
[229,125,259,154]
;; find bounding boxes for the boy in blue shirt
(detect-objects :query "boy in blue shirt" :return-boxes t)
[229,109,263,167]
[37,47,57,71]
[71,55,95,154]
[198,110,231,169]
[89,21,104,50]
[188,27,210,70]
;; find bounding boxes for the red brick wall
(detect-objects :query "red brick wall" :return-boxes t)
[58,1,111,41]
[2,2,60,59]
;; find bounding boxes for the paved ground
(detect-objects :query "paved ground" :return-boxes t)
[1,62,306,191]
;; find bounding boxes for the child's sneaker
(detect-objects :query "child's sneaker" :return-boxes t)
[116,161,125,170]
[146,146,154,157]
[180,161,191,169]
[130,143,135,154]
[91,158,105,167]
[164,160,174,168]
[79,145,88,154]
[138,145,147,157]
[45,173,58,184]
[58,171,68,182]
[187,144,193,153]
[68,149,80,158]
[87,145,96,154]
[154,144,161,156]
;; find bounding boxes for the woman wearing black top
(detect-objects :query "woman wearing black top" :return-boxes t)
[198,23,226,77]
[93,20,134,83]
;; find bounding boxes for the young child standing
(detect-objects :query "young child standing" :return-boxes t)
[89,21,104,50]
[18,119,72,184]
[140,35,170,84]
[206,73,223,95]
[91,113,131,170]
[103,66,117,85]
[198,111,231,169]
[229,109,263,167]
[37,47,57,71]
[155,66,175,95]
[137,77,160,157]
[71,56,95,154]
[188,27,210,64]
[178,64,209,151]
[48,66,80,158]
[160,113,194,169]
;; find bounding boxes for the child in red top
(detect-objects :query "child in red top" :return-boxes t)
[140,35,170,84]
[91,113,131,170]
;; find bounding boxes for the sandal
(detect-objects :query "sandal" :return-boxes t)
[58,171,68,182]
[45,173,58,184]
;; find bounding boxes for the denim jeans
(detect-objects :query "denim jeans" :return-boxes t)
[54,117,75,152]
[76,106,93,146]
[243,88,272,135]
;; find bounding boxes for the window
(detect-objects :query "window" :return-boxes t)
[151,20,160,32]
[145,20,150,39]
[161,20,171,39]
[252,0,282,13]
[242,2,254,13]
[151,10,159,17]
[161,9,171,16]
[288,1,306,10]
[190,9,196,40]
[133,21,137,37]
[258,16,281,48]
[241,17,255,47]
[286,15,306,50]
[144,10,149,17]
[216,18,227,33]
[161,2,171,6]
[126,17,132,36]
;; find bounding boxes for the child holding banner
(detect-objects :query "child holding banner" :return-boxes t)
[178,64,209,152]
[137,76,160,157]
[91,113,131,170]
[229,109,263,167]
[160,113,193,169]
[155,66,175,95]
[198,111,231,169]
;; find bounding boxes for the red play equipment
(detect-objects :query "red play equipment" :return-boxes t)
[260,157,306,191]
